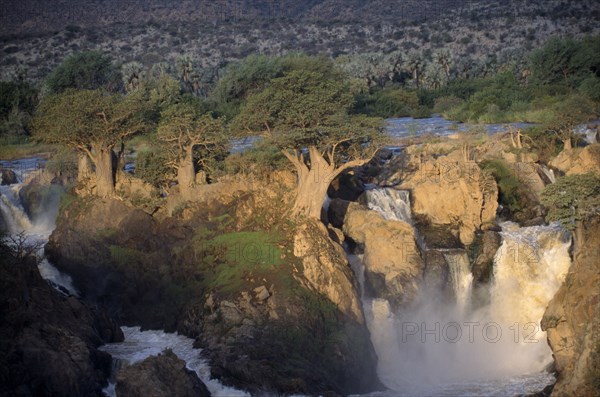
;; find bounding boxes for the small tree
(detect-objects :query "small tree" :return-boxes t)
[234,67,385,219]
[541,173,600,231]
[32,89,151,197]
[545,95,596,150]
[45,51,120,94]
[157,100,227,192]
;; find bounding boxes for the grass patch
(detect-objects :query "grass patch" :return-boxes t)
[193,230,286,293]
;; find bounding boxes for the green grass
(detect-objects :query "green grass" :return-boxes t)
[194,230,286,293]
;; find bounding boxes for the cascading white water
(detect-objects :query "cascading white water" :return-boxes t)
[0,159,78,296]
[444,250,473,314]
[100,327,249,397]
[354,193,570,396]
[363,188,412,223]
[0,185,33,233]
[539,165,556,184]
[488,221,572,372]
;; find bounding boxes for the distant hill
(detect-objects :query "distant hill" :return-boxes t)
[0,0,496,36]
[0,0,599,83]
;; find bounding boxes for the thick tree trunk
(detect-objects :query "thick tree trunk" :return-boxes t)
[77,153,93,183]
[285,146,366,219]
[177,147,195,193]
[563,138,573,150]
[93,146,115,198]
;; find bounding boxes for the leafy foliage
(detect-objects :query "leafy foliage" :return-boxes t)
[481,159,527,214]
[541,173,600,229]
[32,89,152,152]
[233,64,385,159]
[45,51,121,94]
[134,148,174,189]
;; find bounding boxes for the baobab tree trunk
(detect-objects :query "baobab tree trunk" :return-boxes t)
[91,145,115,198]
[77,153,93,183]
[177,147,196,193]
[563,138,573,150]
[284,146,366,219]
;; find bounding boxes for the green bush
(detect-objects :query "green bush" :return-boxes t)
[354,88,419,118]
[134,149,174,189]
[481,159,527,214]
[541,173,600,229]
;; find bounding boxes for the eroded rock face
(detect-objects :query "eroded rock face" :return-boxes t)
[549,145,600,176]
[397,155,498,246]
[116,350,210,397]
[541,217,600,397]
[0,256,122,397]
[343,203,424,308]
[48,195,380,396]
[293,221,363,323]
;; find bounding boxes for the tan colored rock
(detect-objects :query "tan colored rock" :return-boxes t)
[541,217,600,397]
[293,221,363,323]
[398,156,498,245]
[549,144,600,176]
[343,203,424,307]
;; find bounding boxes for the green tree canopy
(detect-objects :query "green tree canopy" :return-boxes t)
[32,89,152,196]
[45,51,121,94]
[543,94,597,149]
[529,35,600,87]
[233,63,385,218]
[157,98,227,191]
[541,172,600,230]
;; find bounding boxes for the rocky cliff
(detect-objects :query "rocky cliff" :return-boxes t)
[0,251,122,397]
[46,187,379,395]
[542,217,600,397]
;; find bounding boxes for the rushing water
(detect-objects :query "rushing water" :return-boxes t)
[1,155,569,396]
[356,188,566,396]
[0,158,78,296]
[99,327,249,397]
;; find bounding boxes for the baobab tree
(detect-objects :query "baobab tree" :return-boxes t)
[234,65,385,219]
[157,99,226,192]
[32,89,151,197]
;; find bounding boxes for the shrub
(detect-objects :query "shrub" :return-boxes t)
[481,159,527,214]
[541,173,600,229]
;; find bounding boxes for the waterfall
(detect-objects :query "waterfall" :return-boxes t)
[100,327,249,397]
[363,188,412,223]
[0,185,33,233]
[0,159,78,296]
[488,221,572,371]
[539,165,555,184]
[350,191,568,395]
[444,250,473,314]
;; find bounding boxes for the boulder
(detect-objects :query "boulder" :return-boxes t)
[343,203,424,307]
[116,350,210,397]
[1,168,18,185]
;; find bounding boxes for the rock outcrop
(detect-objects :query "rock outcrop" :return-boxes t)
[1,168,18,185]
[549,145,600,176]
[116,350,211,397]
[343,202,424,307]
[396,154,498,245]
[541,217,600,397]
[0,254,123,397]
[47,193,380,396]
[293,221,363,323]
